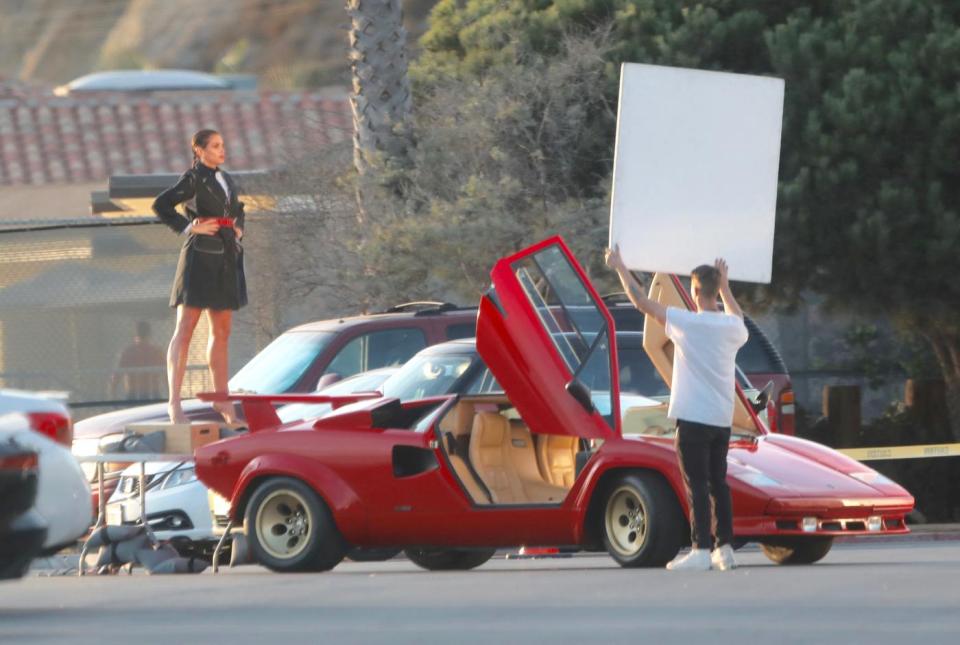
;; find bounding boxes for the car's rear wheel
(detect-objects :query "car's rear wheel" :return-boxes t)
[404,548,496,571]
[601,472,683,567]
[348,547,402,562]
[761,537,833,565]
[244,477,345,573]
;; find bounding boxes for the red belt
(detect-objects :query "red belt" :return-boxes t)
[198,217,234,228]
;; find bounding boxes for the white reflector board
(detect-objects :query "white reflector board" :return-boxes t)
[608,63,784,283]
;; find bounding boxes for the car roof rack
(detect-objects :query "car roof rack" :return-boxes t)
[380,301,461,315]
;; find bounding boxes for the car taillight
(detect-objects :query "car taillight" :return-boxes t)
[765,399,778,434]
[0,452,38,471]
[778,389,795,436]
[27,411,73,446]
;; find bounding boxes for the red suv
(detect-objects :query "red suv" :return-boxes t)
[72,302,479,501]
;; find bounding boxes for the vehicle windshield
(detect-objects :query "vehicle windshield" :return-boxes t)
[380,352,475,401]
[229,331,334,394]
[276,368,394,424]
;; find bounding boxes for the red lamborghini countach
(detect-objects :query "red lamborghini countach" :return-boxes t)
[195,237,913,572]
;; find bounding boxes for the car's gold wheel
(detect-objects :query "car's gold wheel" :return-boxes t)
[599,472,683,567]
[254,488,314,560]
[604,485,649,557]
[244,477,346,572]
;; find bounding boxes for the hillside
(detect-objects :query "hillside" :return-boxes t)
[0,0,439,88]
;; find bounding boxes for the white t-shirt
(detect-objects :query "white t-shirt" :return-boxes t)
[665,307,749,427]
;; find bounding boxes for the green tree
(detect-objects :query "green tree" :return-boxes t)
[360,0,960,436]
[361,0,806,301]
[767,1,960,438]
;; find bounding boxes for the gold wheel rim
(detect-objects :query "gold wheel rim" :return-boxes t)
[255,489,313,560]
[605,486,648,556]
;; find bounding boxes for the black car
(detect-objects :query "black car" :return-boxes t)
[0,440,46,580]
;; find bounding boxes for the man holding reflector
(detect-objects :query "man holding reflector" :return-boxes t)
[606,249,746,571]
[605,63,785,570]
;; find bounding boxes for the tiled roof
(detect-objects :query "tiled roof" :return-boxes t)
[0,86,352,186]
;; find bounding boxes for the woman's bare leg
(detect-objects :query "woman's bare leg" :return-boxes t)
[167,305,202,423]
[206,308,237,424]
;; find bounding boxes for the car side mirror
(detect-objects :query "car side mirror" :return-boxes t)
[750,380,775,413]
[566,380,595,414]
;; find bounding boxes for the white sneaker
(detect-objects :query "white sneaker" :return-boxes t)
[711,544,737,571]
[665,549,712,571]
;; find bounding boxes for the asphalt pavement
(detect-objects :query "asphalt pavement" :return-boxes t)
[3,540,959,645]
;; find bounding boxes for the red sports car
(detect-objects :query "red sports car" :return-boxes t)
[195,237,913,572]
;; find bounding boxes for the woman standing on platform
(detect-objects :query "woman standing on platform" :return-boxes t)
[153,129,247,424]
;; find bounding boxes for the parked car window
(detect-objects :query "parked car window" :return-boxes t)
[228,331,335,394]
[445,323,476,340]
[324,328,427,380]
[465,367,503,394]
[736,318,787,374]
[276,368,397,425]
[381,352,473,401]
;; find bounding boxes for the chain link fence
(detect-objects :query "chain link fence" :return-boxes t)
[0,215,339,422]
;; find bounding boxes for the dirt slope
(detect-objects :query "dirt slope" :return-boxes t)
[0,0,438,87]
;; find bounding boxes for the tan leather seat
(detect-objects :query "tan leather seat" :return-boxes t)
[469,411,525,503]
[469,412,568,504]
[446,452,490,503]
[536,434,578,488]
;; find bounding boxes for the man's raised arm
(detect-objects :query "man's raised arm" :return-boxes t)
[605,246,667,326]
[715,258,743,318]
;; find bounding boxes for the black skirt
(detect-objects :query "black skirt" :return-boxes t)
[170,229,247,310]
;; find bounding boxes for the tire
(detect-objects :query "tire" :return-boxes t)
[601,472,684,568]
[761,537,833,565]
[348,547,402,562]
[0,554,33,580]
[404,548,496,571]
[244,477,346,573]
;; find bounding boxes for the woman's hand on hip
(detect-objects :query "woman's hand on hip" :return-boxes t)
[191,218,220,235]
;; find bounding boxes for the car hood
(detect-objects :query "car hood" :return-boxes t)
[73,399,214,439]
[725,435,909,499]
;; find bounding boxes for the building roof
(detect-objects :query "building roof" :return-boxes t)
[56,70,233,95]
[0,82,352,187]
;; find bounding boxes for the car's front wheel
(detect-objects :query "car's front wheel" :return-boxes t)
[601,472,684,567]
[404,548,496,571]
[244,477,346,573]
[761,537,833,565]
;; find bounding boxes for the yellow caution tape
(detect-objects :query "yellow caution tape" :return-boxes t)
[838,443,960,461]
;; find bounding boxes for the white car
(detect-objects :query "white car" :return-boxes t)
[109,368,399,552]
[0,391,91,555]
[107,460,212,543]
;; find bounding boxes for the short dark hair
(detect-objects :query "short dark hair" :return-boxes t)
[691,265,719,299]
[191,129,220,158]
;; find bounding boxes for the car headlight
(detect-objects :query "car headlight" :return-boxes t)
[161,467,198,490]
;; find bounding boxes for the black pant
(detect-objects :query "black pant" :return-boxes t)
[675,419,733,550]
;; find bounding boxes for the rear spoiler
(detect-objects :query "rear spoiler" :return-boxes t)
[197,391,381,432]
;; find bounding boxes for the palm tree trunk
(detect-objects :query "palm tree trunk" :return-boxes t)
[346,0,413,181]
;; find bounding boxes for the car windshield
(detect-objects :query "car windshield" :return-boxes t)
[276,368,395,424]
[380,352,475,401]
[229,331,334,394]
